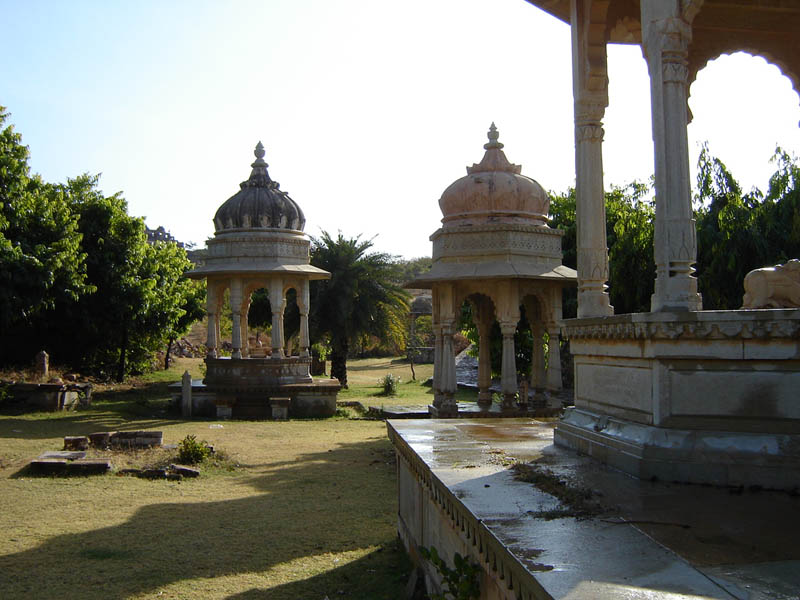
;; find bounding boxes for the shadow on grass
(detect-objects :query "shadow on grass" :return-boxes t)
[224,542,412,600]
[0,437,411,600]
[0,381,192,440]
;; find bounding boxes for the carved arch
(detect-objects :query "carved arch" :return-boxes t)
[688,47,800,112]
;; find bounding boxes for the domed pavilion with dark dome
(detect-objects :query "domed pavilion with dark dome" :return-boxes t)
[185,142,340,419]
[407,124,576,417]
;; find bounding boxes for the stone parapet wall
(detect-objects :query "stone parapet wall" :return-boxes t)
[388,421,542,600]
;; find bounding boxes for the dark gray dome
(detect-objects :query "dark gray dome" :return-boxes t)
[410,295,433,315]
[213,142,306,232]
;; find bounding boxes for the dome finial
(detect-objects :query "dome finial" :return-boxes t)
[484,122,503,150]
[244,141,272,187]
[252,141,268,169]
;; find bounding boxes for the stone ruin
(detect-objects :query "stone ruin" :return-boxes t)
[1,351,92,413]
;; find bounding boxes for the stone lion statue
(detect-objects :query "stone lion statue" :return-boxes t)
[742,259,800,308]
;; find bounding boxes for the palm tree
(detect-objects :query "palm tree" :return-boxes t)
[309,231,410,388]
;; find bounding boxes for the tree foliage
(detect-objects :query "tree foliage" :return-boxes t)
[0,107,203,379]
[309,231,410,387]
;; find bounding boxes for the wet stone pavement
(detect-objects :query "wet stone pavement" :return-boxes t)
[388,418,800,599]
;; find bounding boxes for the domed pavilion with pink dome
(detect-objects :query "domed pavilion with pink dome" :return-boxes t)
[407,124,576,417]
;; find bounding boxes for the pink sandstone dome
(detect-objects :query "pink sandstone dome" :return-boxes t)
[438,123,549,228]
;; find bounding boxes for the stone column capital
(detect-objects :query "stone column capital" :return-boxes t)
[499,322,517,337]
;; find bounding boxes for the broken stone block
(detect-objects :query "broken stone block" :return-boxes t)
[134,431,163,447]
[63,436,89,451]
[38,450,86,461]
[165,472,183,481]
[139,468,167,479]
[88,432,113,448]
[110,430,163,448]
[170,464,200,478]
[66,459,112,475]
[117,468,142,477]
[29,458,68,475]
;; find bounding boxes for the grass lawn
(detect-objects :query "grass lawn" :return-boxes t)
[337,357,477,408]
[0,356,439,600]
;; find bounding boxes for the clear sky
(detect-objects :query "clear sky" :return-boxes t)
[2,0,799,258]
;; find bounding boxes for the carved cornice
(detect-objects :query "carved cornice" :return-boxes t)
[563,312,800,341]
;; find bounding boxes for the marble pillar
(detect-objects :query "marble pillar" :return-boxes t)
[440,321,458,413]
[642,0,702,312]
[571,0,613,318]
[500,321,518,409]
[205,282,219,358]
[546,326,562,392]
[270,279,286,359]
[299,280,310,358]
[432,324,444,408]
[230,278,243,359]
[475,305,493,407]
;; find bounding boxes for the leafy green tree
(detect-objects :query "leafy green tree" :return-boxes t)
[548,182,655,316]
[0,107,90,353]
[394,256,433,286]
[46,176,202,379]
[694,146,769,309]
[309,231,410,387]
[605,182,655,313]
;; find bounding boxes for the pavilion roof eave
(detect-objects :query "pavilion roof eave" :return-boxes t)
[404,264,577,289]
[186,263,331,281]
[524,0,570,24]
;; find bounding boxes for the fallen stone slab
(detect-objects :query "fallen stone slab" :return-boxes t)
[38,450,86,461]
[63,436,89,451]
[29,458,68,475]
[66,459,112,475]
[117,468,142,477]
[139,468,167,479]
[170,464,200,478]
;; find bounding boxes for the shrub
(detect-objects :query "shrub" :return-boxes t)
[419,546,480,600]
[177,434,213,464]
[379,373,400,396]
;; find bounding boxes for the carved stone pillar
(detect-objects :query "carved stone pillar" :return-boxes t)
[475,304,493,407]
[500,321,517,409]
[205,282,219,358]
[531,323,545,390]
[439,320,458,415]
[432,323,444,408]
[229,278,243,359]
[298,280,310,358]
[546,326,562,392]
[269,279,286,359]
[642,0,702,312]
[571,0,613,318]
[240,297,250,358]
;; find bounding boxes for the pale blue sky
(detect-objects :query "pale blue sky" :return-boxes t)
[2,0,799,257]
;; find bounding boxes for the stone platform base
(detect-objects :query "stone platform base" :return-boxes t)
[388,418,800,599]
[170,379,341,419]
[555,407,800,490]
